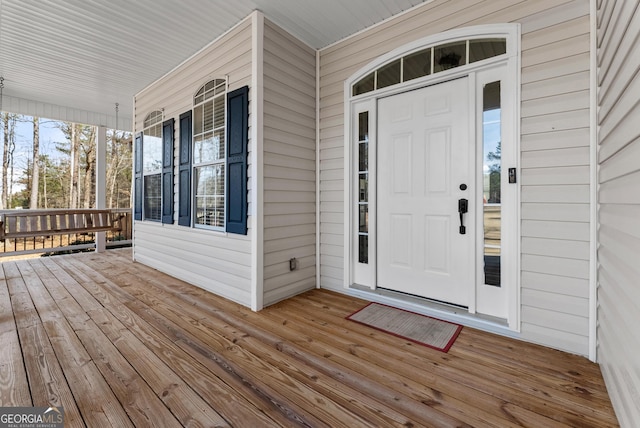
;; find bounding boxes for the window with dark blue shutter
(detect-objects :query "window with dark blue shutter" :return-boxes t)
[142,111,163,221]
[226,86,249,235]
[178,111,192,226]
[161,118,175,224]
[134,132,143,220]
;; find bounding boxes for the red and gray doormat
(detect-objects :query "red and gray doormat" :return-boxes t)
[346,302,462,352]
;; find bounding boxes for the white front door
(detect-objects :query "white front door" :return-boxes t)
[377,78,474,307]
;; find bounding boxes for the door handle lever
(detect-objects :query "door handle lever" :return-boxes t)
[458,198,468,235]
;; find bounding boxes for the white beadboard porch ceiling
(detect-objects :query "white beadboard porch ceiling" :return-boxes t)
[0,0,428,128]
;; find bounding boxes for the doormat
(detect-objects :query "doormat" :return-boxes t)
[346,303,462,352]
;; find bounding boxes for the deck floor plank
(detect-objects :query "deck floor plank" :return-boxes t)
[0,264,32,407]
[2,249,619,427]
[277,294,614,427]
[52,253,298,428]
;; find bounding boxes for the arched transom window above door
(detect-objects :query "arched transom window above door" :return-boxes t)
[352,37,507,96]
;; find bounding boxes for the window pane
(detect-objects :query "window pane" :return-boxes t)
[203,100,214,131]
[483,81,501,287]
[376,59,401,89]
[353,72,375,96]
[359,173,368,203]
[214,96,225,129]
[195,165,225,228]
[144,110,163,128]
[403,48,432,81]
[358,235,368,264]
[194,104,203,135]
[142,134,162,173]
[434,41,466,73]
[193,133,213,164]
[359,142,368,171]
[358,111,368,142]
[469,39,506,63]
[214,130,225,160]
[143,174,161,221]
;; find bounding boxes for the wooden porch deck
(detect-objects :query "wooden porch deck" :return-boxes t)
[0,249,618,427]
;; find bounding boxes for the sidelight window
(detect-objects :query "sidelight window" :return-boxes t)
[482,81,501,286]
[358,111,369,264]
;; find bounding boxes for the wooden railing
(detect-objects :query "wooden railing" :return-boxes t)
[0,208,132,257]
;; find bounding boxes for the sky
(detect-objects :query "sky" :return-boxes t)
[3,115,68,164]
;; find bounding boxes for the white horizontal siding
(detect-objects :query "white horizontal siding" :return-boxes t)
[133,18,253,307]
[597,0,640,424]
[318,0,592,355]
[134,223,251,306]
[261,18,317,306]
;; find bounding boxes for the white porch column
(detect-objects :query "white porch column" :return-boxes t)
[95,125,107,252]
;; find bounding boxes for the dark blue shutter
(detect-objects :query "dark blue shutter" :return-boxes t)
[134,132,143,220]
[161,118,175,224]
[178,111,192,226]
[226,86,249,235]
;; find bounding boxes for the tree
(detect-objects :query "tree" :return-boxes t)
[106,130,132,208]
[486,141,501,203]
[1,113,8,209]
[69,124,80,208]
[30,116,40,209]
[1,113,19,208]
[81,126,96,208]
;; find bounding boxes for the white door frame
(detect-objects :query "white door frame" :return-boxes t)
[343,24,521,330]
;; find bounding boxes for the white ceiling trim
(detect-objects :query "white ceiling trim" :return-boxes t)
[2,94,130,131]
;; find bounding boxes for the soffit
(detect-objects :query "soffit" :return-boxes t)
[0,0,428,126]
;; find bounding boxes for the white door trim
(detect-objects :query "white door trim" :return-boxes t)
[343,23,521,331]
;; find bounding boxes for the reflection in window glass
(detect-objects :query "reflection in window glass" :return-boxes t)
[469,39,506,63]
[143,174,161,221]
[403,48,432,82]
[195,164,225,227]
[142,111,163,222]
[376,59,401,89]
[353,72,375,96]
[193,79,226,229]
[352,38,506,95]
[483,81,501,287]
[142,131,162,173]
[434,41,467,72]
[358,111,369,264]
[359,235,368,264]
[359,173,368,202]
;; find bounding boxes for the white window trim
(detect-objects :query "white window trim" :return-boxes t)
[343,23,521,331]
[192,78,228,232]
